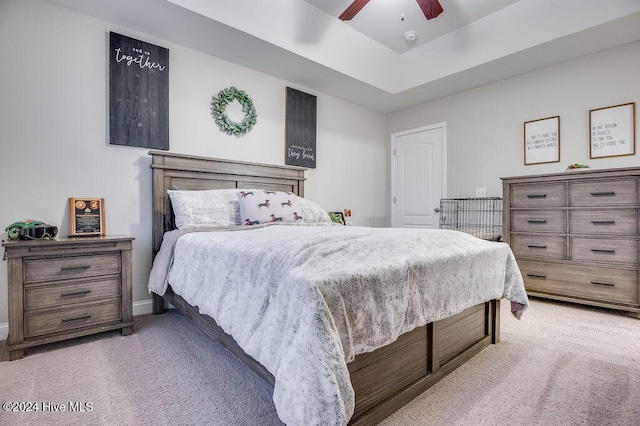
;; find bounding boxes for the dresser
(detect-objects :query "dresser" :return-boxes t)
[502,167,640,318]
[3,236,134,360]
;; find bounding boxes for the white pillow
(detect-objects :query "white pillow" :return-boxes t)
[238,190,302,225]
[297,197,332,224]
[167,189,240,229]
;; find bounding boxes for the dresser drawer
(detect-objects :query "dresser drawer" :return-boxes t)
[24,253,121,284]
[24,277,121,311]
[570,179,638,207]
[511,183,566,208]
[511,210,566,233]
[519,261,638,305]
[571,238,638,265]
[510,235,566,259]
[24,300,121,339]
[570,209,638,235]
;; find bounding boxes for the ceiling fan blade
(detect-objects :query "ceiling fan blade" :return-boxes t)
[416,0,444,20]
[339,0,371,21]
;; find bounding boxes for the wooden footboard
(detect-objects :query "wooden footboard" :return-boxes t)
[349,300,499,424]
[155,290,500,425]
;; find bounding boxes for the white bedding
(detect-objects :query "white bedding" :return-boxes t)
[149,223,528,425]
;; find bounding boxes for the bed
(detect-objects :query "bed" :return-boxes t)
[148,150,528,425]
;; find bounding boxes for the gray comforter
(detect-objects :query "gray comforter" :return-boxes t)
[148,223,528,425]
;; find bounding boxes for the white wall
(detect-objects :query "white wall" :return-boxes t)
[0,0,389,329]
[389,41,640,198]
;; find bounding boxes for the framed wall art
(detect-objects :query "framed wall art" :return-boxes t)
[69,198,106,237]
[524,116,560,165]
[328,212,345,225]
[589,102,635,159]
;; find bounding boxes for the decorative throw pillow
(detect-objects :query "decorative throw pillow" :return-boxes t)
[297,197,332,224]
[167,189,240,229]
[238,190,302,225]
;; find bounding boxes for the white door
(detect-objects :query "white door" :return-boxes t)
[391,123,446,229]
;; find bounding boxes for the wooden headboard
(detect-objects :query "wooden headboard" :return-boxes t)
[149,150,307,255]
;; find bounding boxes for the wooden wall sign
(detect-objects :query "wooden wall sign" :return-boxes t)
[590,102,635,159]
[285,87,316,168]
[109,32,169,150]
[524,116,560,165]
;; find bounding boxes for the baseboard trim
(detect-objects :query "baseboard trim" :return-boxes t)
[133,299,154,316]
[0,299,155,342]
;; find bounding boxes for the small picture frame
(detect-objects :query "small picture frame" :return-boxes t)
[69,198,106,237]
[343,208,352,226]
[589,102,635,159]
[524,116,560,165]
[329,211,345,225]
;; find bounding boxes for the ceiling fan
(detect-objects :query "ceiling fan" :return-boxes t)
[339,0,444,21]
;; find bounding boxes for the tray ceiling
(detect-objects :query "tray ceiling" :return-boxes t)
[46,0,640,112]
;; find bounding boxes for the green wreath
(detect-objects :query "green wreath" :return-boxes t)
[211,86,257,137]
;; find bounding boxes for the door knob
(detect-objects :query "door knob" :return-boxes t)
[434,207,440,213]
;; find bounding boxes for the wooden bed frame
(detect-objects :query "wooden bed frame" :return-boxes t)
[150,150,501,425]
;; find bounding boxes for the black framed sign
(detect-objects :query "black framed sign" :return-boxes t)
[285,87,316,168]
[109,32,169,150]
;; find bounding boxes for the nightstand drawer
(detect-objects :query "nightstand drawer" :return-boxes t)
[570,179,638,207]
[24,300,121,338]
[24,253,121,284]
[24,277,121,311]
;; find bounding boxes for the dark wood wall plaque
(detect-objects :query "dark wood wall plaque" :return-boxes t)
[285,87,317,168]
[69,198,106,236]
[109,32,169,150]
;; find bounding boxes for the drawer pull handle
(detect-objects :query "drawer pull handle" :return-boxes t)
[526,194,547,199]
[61,290,91,297]
[60,265,91,272]
[527,244,547,249]
[591,281,615,287]
[526,273,547,279]
[590,220,615,225]
[591,249,616,254]
[527,219,547,224]
[61,314,91,323]
[590,191,615,197]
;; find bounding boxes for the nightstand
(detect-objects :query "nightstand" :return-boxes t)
[2,236,135,360]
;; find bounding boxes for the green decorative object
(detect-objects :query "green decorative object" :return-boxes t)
[211,86,257,137]
[328,212,345,225]
[566,163,590,170]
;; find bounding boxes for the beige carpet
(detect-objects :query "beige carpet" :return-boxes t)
[1,298,639,426]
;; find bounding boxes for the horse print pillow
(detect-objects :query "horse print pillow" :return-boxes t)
[238,190,302,225]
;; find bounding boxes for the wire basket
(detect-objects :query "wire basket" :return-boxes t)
[439,197,503,241]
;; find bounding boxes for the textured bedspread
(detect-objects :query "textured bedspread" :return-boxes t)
[149,224,528,425]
